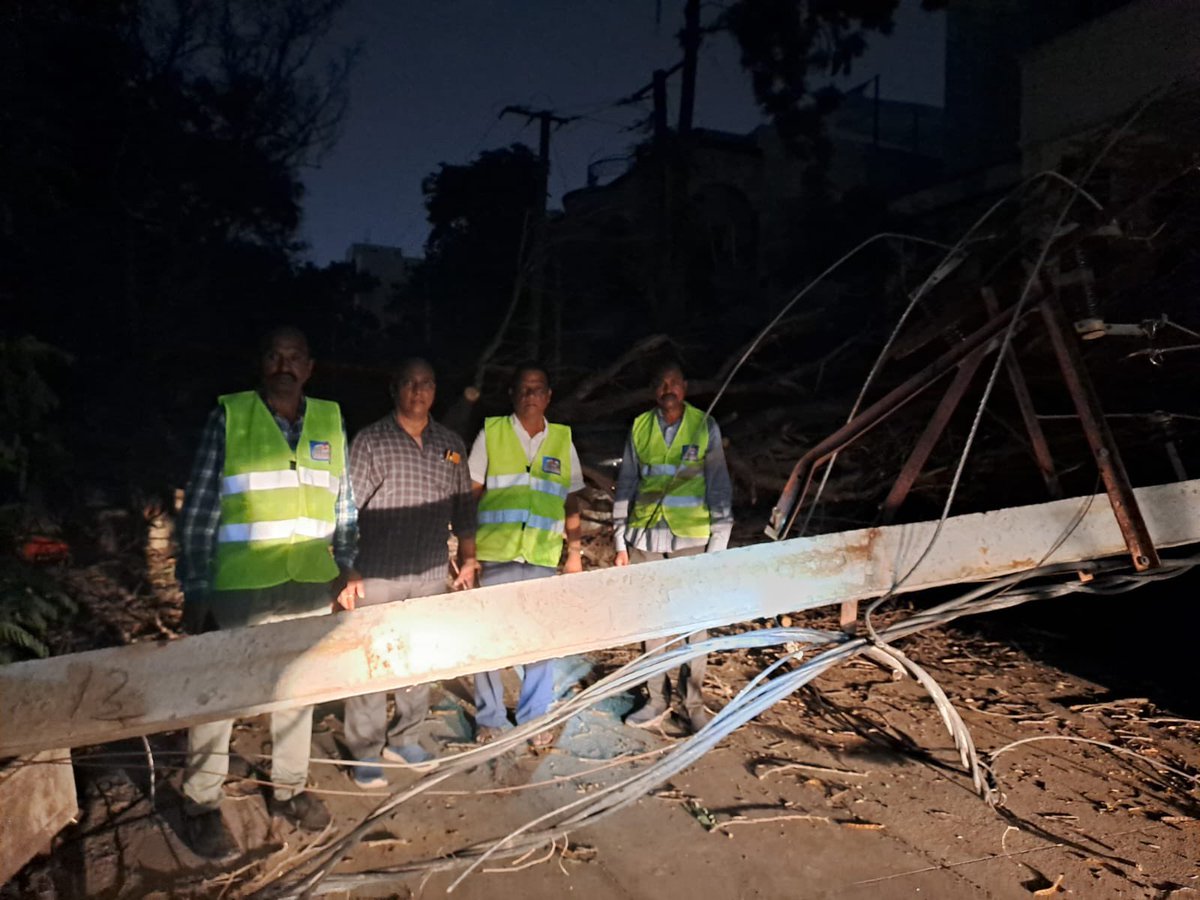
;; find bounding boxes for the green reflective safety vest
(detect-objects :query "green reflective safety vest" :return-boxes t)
[476,417,572,568]
[628,402,711,539]
[213,391,344,591]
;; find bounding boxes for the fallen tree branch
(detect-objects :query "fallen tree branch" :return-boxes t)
[568,334,669,402]
[752,760,870,780]
[471,212,532,391]
[716,813,884,832]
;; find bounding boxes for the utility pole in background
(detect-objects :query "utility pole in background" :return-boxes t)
[678,0,700,134]
[500,106,574,361]
[665,0,701,325]
[652,69,669,141]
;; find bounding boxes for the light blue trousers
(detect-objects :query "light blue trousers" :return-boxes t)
[473,562,558,728]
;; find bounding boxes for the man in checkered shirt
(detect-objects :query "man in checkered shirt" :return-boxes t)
[336,358,477,788]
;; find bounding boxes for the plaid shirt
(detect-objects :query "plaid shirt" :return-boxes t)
[350,414,475,581]
[178,397,358,596]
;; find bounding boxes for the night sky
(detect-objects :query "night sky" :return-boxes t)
[300,0,946,265]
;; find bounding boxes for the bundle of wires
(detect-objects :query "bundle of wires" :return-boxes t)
[258,551,1200,898]
[259,88,1199,897]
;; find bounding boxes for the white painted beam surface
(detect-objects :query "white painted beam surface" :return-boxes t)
[3,479,1200,757]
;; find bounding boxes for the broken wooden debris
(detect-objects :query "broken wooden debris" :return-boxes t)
[0,750,76,886]
[714,813,885,833]
[751,759,869,780]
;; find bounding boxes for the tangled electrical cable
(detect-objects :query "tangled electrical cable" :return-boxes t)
[249,550,1200,898]
[247,87,1200,900]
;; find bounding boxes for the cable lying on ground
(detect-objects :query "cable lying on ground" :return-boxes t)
[248,552,1200,898]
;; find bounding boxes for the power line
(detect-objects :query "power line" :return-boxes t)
[461,105,508,160]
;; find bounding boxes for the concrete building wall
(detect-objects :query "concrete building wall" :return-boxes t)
[944,0,1132,174]
[346,242,414,324]
[1020,0,1200,174]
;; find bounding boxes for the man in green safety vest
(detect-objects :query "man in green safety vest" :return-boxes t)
[466,364,585,748]
[175,326,359,859]
[614,359,733,733]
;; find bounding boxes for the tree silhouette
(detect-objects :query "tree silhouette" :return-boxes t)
[719,0,902,160]
[400,144,544,367]
[1,0,354,351]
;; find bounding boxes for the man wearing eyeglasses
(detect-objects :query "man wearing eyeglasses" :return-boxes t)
[466,363,585,748]
[336,358,477,788]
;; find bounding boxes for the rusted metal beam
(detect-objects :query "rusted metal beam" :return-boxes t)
[880,349,988,524]
[3,479,1200,758]
[768,303,1027,540]
[1001,346,1064,498]
[982,287,1062,498]
[838,349,988,634]
[1039,298,1160,570]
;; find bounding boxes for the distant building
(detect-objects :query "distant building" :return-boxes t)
[943,0,1132,175]
[892,0,1158,230]
[548,0,1176,354]
[345,243,418,326]
[1020,0,1200,175]
[557,93,947,316]
[826,82,945,195]
[544,76,958,361]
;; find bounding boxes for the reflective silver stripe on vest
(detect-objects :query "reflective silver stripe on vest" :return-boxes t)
[640,463,678,477]
[527,514,565,534]
[222,468,336,496]
[486,472,529,490]
[662,494,705,508]
[217,517,335,543]
[479,508,529,525]
[477,509,565,534]
[529,477,569,499]
[222,469,298,495]
[297,467,337,493]
[485,471,569,499]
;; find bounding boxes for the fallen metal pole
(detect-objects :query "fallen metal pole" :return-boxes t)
[1040,298,1160,570]
[3,479,1200,758]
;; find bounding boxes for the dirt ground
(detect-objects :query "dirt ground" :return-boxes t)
[8,597,1198,900]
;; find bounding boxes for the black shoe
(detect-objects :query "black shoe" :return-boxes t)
[268,791,331,831]
[181,810,239,860]
[686,704,712,733]
[625,701,670,728]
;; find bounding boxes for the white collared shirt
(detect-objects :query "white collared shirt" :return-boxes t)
[468,415,585,493]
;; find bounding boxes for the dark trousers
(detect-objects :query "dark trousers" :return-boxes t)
[342,576,448,760]
[629,546,708,713]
